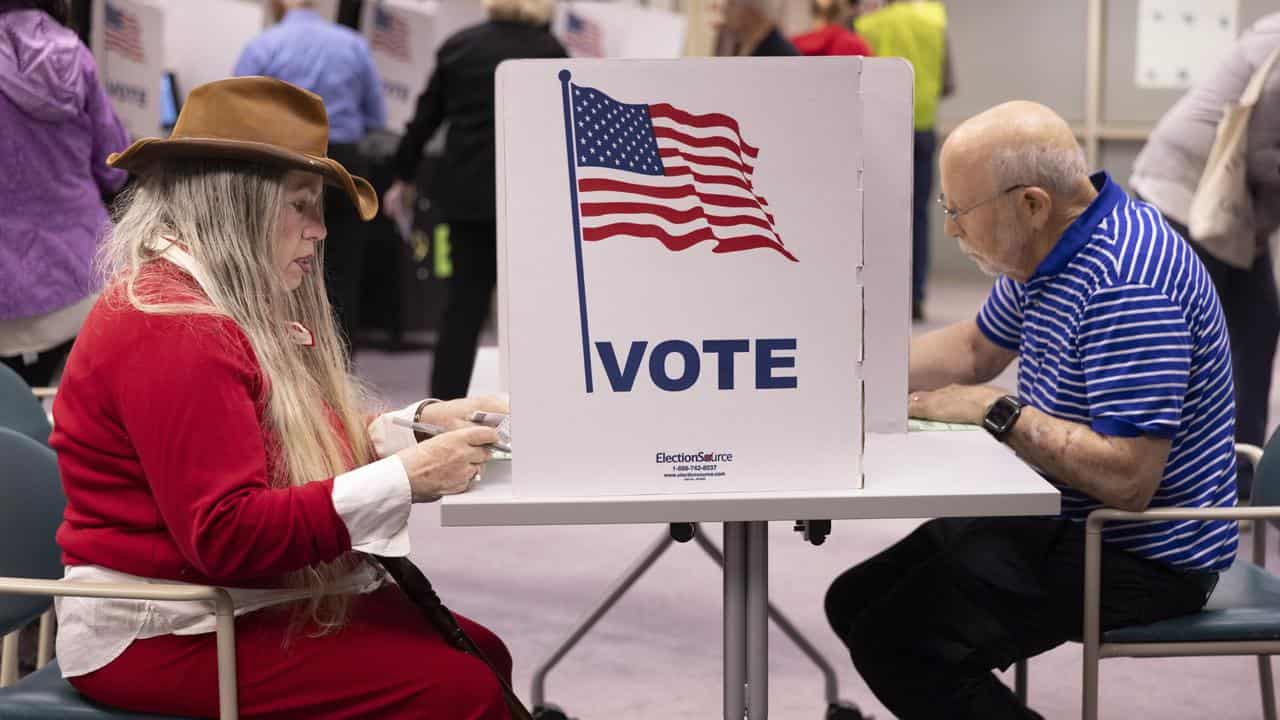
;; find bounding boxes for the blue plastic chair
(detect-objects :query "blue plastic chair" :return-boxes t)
[0,427,237,719]
[0,364,51,446]
[0,364,55,683]
[1015,438,1280,719]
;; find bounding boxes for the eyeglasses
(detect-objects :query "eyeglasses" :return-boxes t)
[936,185,1029,230]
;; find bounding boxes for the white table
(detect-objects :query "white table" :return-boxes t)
[442,431,1060,719]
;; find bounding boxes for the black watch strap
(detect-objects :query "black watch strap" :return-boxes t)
[412,399,441,443]
[983,395,1024,441]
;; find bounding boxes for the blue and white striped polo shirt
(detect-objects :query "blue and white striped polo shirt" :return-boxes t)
[977,172,1238,572]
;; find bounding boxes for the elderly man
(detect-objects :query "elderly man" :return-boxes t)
[235,0,386,353]
[824,102,1238,719]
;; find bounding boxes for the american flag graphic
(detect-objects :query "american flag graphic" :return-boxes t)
[104,2,144,63]
[561,11,604,58]
[371,6,410,63]
[567,83,796,262]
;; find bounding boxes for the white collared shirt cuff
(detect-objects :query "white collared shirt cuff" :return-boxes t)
[331,455,411,557]
[367,401,422,458]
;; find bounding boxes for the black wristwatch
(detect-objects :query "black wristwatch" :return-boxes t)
[983,395,1024,442]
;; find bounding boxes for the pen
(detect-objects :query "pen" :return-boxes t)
[391,416,512,453]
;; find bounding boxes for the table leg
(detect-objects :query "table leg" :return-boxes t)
[724,522,748,720]
[747,521,769,718]
[693,526,839,704]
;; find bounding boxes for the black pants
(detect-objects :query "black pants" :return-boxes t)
[1152,210,1279,497]
[912,129,937,310]
[1,338,74,387]
[323,142,369,354]
[430,220,497,400]
[824,517,1214,719]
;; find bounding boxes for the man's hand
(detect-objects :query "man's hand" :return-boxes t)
[382,179,415,225]
[909,384,1007,425]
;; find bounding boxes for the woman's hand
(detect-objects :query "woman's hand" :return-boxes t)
[395,425,499,502]
[416,394,510,431]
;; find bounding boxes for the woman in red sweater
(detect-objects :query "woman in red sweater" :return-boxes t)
[791,0,874,57]
[49,76,512,718]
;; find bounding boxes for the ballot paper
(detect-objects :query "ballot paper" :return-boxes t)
[908,418,982,432]
[471,411,513,458]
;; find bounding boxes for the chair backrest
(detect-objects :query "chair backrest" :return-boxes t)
[0,428,66,636]
[1251,426,1280,508]
[0,364,51,446]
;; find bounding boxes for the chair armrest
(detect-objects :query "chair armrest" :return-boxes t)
[1086,506,1280,527]
[0,577,239,719]
[1083,506,1271,604]
[1237,443,1263,474]
[0,577,232,611]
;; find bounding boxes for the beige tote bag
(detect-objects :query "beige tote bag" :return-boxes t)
[1188,46,1280,269]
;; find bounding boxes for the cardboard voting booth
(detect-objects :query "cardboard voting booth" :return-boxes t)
[366,0,435,131]
[553,2,687,59]
[496,58,913,498]
[432,0,489,45]
[170,0,264,103]
[362,0,436,133]
[92,0,165,140]
[96,0,266,138]
[363,0,486,134]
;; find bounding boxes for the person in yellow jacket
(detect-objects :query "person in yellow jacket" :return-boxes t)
[856,0,955,321]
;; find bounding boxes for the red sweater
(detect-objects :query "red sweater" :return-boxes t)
[791,25,874,57]
[50,264,352,587]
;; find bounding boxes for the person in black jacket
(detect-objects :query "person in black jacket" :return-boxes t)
[385,0,565,400]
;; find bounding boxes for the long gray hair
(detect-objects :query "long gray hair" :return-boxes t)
[98,159,375,633]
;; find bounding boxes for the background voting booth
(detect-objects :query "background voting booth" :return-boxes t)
[440,57,1059,719]
[90,0,166,140]
[362,0,488,133]
[552,1,687,59]
[92,0,273,140]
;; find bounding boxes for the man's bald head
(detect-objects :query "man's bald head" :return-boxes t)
[941,101,1088,199]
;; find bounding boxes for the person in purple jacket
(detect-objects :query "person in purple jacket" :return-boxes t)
[0,0,129,387]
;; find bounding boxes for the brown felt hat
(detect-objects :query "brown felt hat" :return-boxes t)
[107,76,378,221]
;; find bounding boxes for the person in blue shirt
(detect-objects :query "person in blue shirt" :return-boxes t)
[825,101,1237,719]
[235,0,387,354]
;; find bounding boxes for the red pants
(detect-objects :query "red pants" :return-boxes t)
[69,585,513,719]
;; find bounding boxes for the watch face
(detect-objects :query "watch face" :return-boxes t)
[986,397,1019,433]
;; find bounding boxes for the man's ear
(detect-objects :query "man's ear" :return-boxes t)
[1021,187,1054,231]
